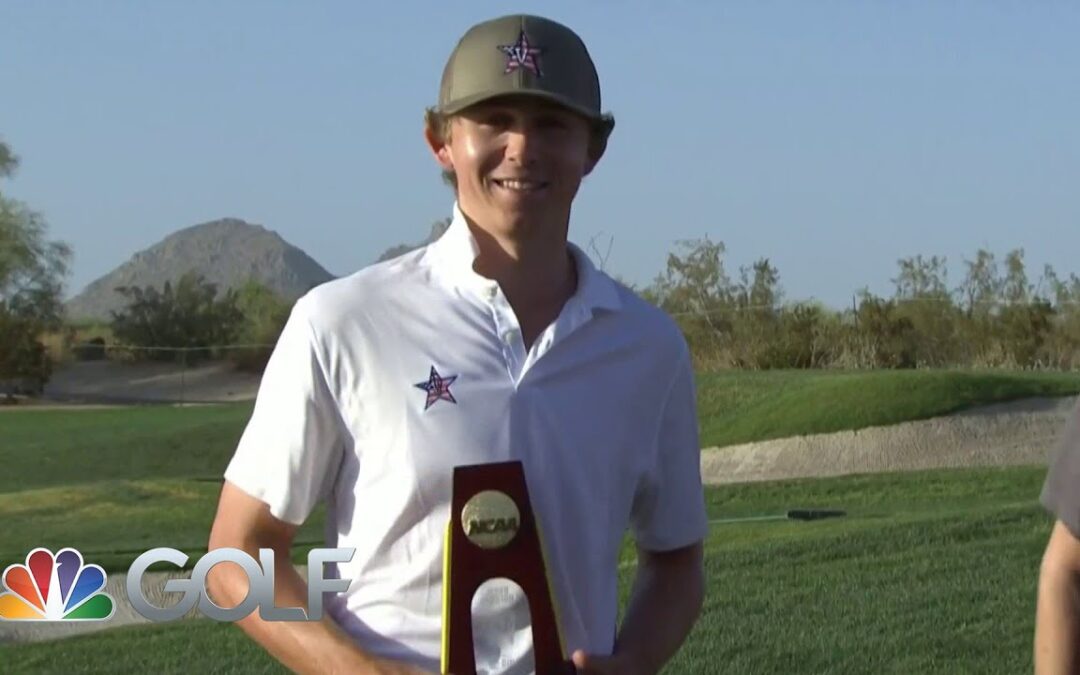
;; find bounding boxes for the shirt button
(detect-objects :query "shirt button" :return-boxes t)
[502,331,516,345]
[485,286,498,301]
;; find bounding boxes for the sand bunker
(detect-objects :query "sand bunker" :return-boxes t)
[41,360,260,404]
[701,396,1078,484]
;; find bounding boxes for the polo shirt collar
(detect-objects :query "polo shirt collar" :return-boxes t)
[430,202,622,314]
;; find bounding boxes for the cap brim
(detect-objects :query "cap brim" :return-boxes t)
[437,90,615,135]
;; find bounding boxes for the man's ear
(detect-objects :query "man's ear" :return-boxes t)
[583,144,606,177]
[583,125,611,177]
[584,153,603,177]
[424,125,455,172]
[583,132,609,176]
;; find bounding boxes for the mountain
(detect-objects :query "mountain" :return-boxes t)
[65,218,335,322]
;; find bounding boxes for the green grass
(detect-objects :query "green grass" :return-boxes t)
[0,466,1054,674]
[0,479,326,572]
[0,369,1073,672]
[2,369,1077,494]
[695,369,1080,447]
[2,368,1072,570]
[0,403,253,492]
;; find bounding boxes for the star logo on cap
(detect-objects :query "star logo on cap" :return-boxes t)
[415,365,458,410]
[498,30,544,77]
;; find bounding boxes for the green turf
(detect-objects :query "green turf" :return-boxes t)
[1,370,1076,495]
[0,479,326,573]
[0,466,1054,674]
[0,620,284,674]
[695,369,1080,447]
[0,403,253,492]
[0,367,1071,574]
[1,370,1073,672]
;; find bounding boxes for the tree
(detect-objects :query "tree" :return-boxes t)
[642,237,735,367]
[1042,265,1080,309]
[736,258,781,310]
[1001,248,1031,305]
[230,279,292,372]
[958,249,1000,316]
[0,140,72,395]
[650,237,732,312]
[892,254,949,301]
[110,271,243,362]
[853,292,918,368]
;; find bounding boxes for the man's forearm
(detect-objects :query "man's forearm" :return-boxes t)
[1035,561,1080,675]
[207,553,423,675]
[613,545,705,674]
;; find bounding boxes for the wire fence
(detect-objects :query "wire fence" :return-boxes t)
[7,291,1080,403]
[3,342,275,405]
[659,294,1080,315]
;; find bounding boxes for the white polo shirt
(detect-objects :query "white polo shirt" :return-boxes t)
[224,204,708,674]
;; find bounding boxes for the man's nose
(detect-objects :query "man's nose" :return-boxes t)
[504,126,540,166]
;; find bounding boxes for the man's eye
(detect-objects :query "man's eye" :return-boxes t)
[482,114,513,128]
[538,116,568,130]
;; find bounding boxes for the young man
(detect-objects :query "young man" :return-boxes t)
[1035,400,1080,674]
[208,14,708,674]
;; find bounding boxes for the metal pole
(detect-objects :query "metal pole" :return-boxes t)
[180,348,186,405]
[709,509,847,526]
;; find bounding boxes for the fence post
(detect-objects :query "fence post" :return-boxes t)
[180,348,186,406]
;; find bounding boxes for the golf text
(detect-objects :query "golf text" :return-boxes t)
[126,547,355,622]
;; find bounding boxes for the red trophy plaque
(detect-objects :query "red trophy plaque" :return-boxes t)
[440,461,575,675]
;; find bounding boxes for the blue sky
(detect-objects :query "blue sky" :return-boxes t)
[2,1,1077,309]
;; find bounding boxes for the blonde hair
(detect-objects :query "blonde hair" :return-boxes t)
[423,105,613,191]
[424,107,458,189]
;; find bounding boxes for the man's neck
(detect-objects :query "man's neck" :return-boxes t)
[463,214,578,310]
[461,210,579,347]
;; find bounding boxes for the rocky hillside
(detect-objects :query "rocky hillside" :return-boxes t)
[65,218,335,321]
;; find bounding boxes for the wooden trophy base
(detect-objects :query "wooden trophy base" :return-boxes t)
[441,461,575,675]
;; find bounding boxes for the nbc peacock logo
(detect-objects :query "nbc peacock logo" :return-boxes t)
[0,548,116,621]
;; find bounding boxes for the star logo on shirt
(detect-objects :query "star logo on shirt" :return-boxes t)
[498,30,544,77]
[415,366,458,410]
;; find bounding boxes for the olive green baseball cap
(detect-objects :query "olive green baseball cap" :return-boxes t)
[435,14,615,135]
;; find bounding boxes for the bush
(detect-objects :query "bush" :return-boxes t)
[74,336,107,361]
[228,280,292,372]
[1,139,71,393]
[110,272,243,363]
[641,238,1080,371]
[0,312,51,396]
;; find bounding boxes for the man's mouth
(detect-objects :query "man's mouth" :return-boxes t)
[490,178,550,193]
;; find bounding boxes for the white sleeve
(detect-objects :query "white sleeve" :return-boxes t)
[630,347,709,551]
[223,297,346,526]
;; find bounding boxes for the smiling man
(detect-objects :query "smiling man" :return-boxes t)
[207,14,707,675]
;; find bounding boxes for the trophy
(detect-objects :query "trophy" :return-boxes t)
[441,461,575,675]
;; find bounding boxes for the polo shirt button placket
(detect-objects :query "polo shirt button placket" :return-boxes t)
[502,327,525,382]
[483,285,521,382]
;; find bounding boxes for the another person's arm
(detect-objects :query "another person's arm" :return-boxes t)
[1035,521,1080,674]
[1036,401,1080,675]
[207,482,430,675]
